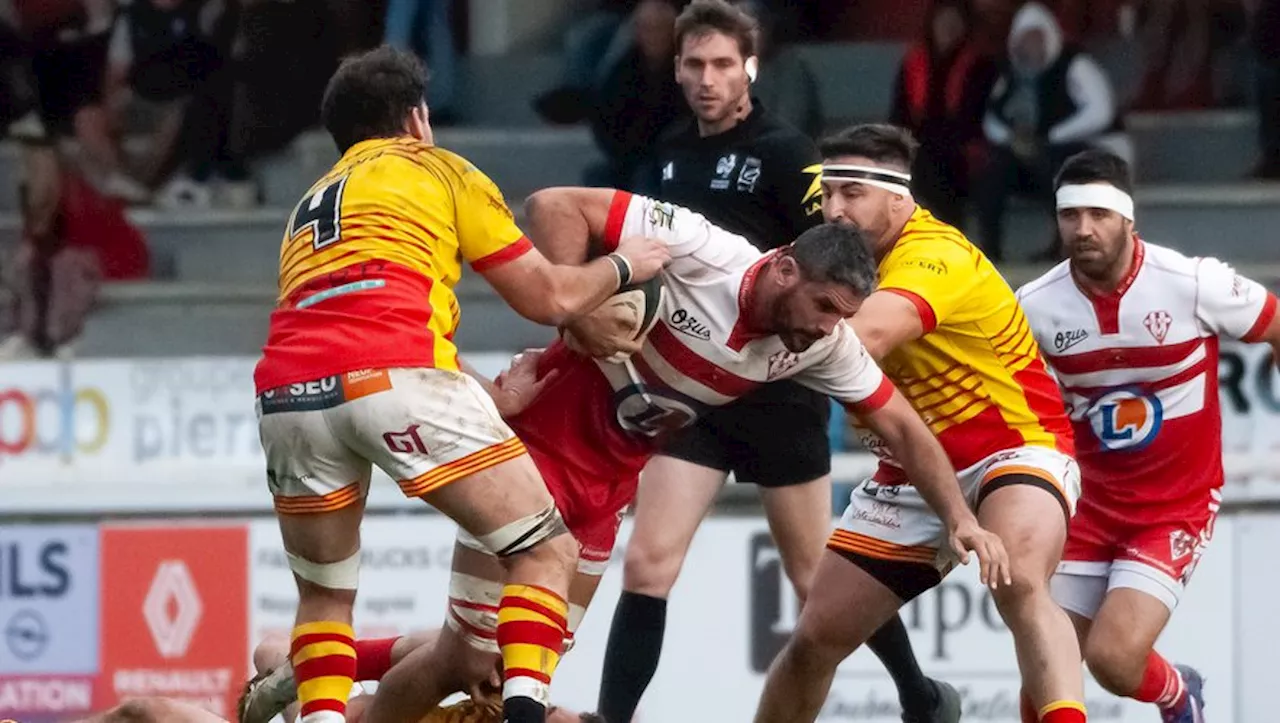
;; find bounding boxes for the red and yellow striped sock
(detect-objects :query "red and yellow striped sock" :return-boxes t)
[1040,700,1087,723]
[291,621,357,723]
[497,584,569,722]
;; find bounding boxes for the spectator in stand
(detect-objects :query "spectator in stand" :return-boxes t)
[0,4,150,360]
[973,1,1124,261]
[10,0,152,204]
[1253,0,1280,179]
[736,0,824,139]
[586,0,687,189]
[384,0,458,124]
[231,0,338,160]
[890,0,998,227]
[1133,0,1213,109]
[105,0,255,208]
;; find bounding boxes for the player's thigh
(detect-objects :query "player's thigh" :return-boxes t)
[759,477,832,597]
[791,548,907,660]
[86,697,229,723]
[1085,587,1173,664]
[257,396,373,563]
[624,451,727,580]
[337,368,558,540]
[975,447,1081,579]
[827,478,950,603]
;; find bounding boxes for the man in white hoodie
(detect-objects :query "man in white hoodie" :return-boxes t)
[972,2,1125,262]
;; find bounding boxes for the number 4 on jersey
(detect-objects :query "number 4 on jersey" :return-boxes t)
[291,176,349,250]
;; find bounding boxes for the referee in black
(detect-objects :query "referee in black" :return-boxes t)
[595,2,958,723]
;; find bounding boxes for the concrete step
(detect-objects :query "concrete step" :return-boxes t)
[1128,111,1260,183]
[69,258,1280,358]
[5,181,1276,281]
[78,280,558,358]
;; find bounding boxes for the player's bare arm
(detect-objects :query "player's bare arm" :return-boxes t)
[857,388,1012,587]
[478,234,668,327]
[458,355,556,418]
[849,291,928,361]
[521,187,657,357]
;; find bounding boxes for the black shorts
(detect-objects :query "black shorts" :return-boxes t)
[660,380,832,487]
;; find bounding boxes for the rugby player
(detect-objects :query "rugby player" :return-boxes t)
[752,124,1084,723]
[597,4,960,721]
[251,46,668,723]
[77,633,594,723]
[245,189,1010,723]
[1016,149,1280,723]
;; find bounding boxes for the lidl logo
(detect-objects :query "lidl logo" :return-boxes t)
[1088,388,1163,450]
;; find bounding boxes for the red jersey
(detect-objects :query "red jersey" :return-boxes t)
[1018,240,1277,523]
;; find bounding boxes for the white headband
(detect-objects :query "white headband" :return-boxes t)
[1055,183,1134,221]
[821,164,912,197]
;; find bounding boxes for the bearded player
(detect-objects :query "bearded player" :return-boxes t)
[244,189,1010,723]
[753,123,1084,723]
[251,45,668,723]
[1016,150,1280,723]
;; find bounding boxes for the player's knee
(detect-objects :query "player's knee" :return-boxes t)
[989,565,1048,614]
[621,537,685,596]
[782,624,848,676]
[1082,634,1145,696]
[253,633,291,673]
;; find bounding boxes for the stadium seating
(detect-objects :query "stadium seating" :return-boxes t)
[1,44,1277,358]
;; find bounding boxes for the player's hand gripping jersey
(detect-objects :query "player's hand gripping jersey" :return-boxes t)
[856,207,1075,484]
[506,192,894,565]
[1019,241,1278,523]
[254,137,533,391]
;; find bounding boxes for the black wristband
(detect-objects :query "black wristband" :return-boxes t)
[606,253,633,287]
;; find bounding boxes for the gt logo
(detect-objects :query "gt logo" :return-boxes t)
[1088,388,1163,451]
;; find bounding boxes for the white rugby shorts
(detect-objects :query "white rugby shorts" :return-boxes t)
[256,367,527,513]
[829,445,1080,575]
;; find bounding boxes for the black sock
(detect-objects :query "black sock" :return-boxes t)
[597,591,668,723]
[867,614,938,713]
[504,695,547,723]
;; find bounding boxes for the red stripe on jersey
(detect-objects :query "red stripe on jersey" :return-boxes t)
[1046,337,1202,375]
[647,323,759,398]
[882,288,938,333]
[842,375,895,415]
[1064,355,1210,398]
[471,236,534,272]
[1012,355,1075,455]
[727,253,774,352]
[603,191,633,252]
[1076,238,1146,335]
[1243,292,1278,342]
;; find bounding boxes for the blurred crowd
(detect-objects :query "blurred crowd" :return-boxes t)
[1,0,1278,359]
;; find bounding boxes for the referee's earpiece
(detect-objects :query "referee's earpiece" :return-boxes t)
[745,56,758,83]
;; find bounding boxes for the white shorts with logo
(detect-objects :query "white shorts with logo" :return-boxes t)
[828,446,1080,595]
[256,367,528,513]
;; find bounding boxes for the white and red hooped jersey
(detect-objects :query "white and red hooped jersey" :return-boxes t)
[507,191,894,513]
[1017,240,1277,523]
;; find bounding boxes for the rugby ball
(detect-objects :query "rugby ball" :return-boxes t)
[562,276,666,363]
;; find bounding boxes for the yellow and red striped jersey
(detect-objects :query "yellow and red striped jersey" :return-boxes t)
[856,206,1074,482]
[254,137,532,392]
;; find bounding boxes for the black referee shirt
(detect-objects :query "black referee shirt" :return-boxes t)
[654,100,823,250]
